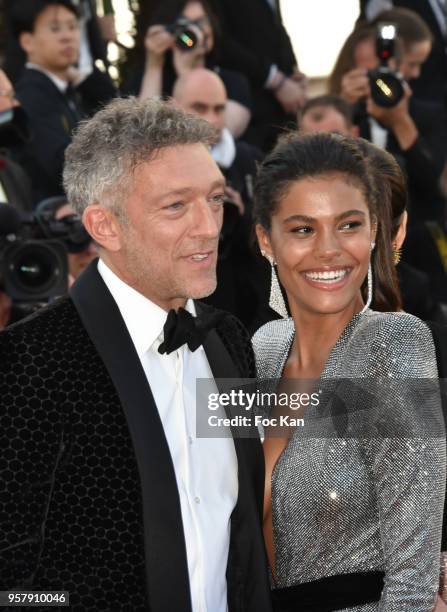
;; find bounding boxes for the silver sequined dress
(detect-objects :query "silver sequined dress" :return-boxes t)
[252,310,446,611]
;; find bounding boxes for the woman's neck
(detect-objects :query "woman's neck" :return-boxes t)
[287,299,364,377]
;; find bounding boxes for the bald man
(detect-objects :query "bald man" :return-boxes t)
[172,69,269,331]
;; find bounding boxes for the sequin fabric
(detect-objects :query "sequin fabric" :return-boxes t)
[252,310,446,611]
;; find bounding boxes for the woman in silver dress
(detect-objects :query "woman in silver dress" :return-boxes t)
[252,132,446,611]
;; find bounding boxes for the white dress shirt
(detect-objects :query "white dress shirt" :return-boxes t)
[98,259,238,612]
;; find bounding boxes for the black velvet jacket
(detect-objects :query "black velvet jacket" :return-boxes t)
[0,262,271,612]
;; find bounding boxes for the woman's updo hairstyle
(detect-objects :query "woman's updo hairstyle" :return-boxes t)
[253,131,401,312]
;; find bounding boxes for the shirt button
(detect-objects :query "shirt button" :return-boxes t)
[194,496,201,504]
[188,436,193,445]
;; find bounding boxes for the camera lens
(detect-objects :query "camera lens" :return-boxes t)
[3,239,68,301]
[9,242,60,293]
[368,70,404,108]
[175,27,198,51]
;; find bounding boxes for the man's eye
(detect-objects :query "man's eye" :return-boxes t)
[166,202,184,211]
[210,194,225,205]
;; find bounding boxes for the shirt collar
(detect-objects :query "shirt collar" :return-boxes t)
[25,63,69,93]
[97,258,197,359]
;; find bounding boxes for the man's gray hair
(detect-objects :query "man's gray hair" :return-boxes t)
[63,97,218,221]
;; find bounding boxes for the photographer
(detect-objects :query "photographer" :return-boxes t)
[332,8,443,223]
[123,0,252,139]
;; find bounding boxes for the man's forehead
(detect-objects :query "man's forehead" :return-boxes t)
[307,106,335,121]
[134,144,224,187]
[187,94,226,107]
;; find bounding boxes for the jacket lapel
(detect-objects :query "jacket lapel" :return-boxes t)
[70,261,192,612]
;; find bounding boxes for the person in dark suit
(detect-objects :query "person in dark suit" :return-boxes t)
[0,97,271,612]
[208,0,305,151]
[4,0,116,114]
[10,0,84,204]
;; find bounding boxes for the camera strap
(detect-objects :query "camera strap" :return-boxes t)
[426,220,447,274]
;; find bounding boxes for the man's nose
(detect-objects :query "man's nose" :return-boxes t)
[61,27,78,40]
[191,198,221,239]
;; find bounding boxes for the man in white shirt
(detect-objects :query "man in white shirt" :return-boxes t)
[0,97,271,612]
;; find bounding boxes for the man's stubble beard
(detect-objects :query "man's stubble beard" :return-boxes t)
[121,233,218,303]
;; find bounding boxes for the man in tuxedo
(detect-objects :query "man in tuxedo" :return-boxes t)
[0,97,271,611]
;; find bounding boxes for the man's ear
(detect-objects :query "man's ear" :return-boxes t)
[82,205,123,252]
[19,32,33,55]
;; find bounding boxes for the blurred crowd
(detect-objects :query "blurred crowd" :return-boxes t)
[0,0,446,331]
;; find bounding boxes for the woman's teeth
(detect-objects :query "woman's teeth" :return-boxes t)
[304,269,349,283]
[191,254,208,261]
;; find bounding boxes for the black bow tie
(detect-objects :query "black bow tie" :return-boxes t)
[158,307,224,355]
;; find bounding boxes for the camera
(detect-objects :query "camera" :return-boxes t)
[368,23,405,108]
[166,17,199,52]
[0,205,90,311]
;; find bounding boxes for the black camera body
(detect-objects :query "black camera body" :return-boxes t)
[0,206,90,306]
[166,17,199,52]
[368,23,405,108]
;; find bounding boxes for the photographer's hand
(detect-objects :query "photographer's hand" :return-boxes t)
[340,68,370,104]
[140,25,174,100]
[271,72,306,115]
[225,186,245,216]
[145,25,173,66]
[367,82,418,151]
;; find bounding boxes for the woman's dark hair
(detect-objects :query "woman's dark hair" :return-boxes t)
[253,131,401,312]
[355,139,407,240]
[328,24,375,95]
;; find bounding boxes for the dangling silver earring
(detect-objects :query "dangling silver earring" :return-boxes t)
[261,250,289,318]
[360,241,375,314]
